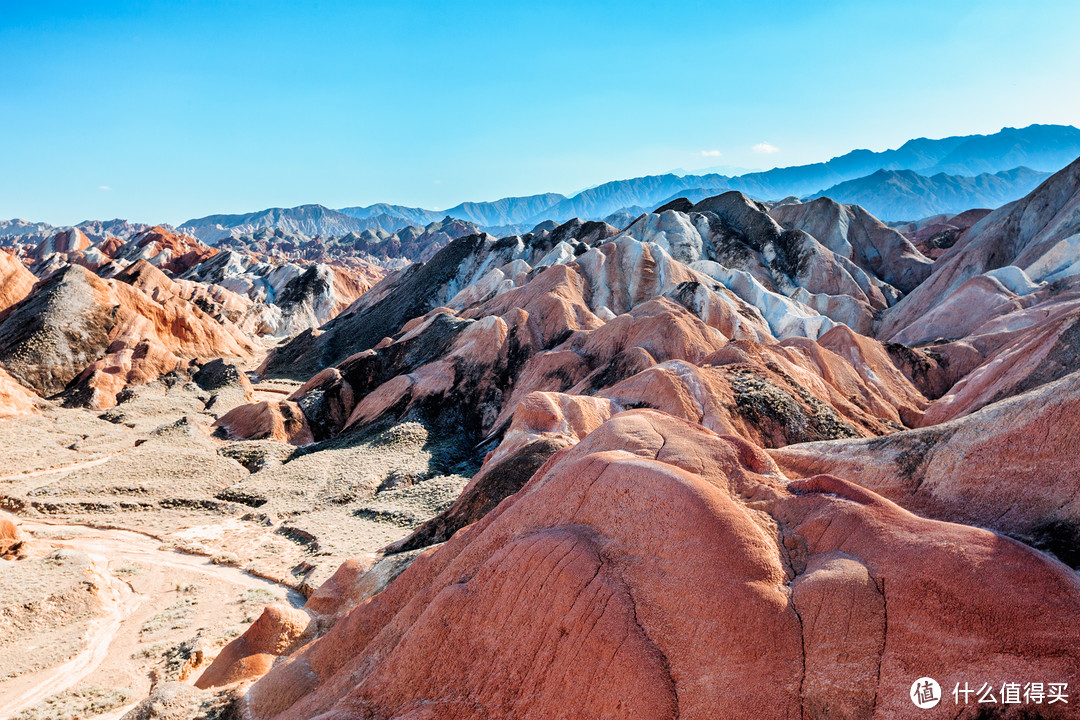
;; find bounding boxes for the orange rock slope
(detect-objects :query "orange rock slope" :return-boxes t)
[251,232,928,450]
[0,511,24,559]
[770,367,1080,566]
[0,367,39,418]
[213,412,1080,720]
[0,250,36,315]
[0,262,256,408]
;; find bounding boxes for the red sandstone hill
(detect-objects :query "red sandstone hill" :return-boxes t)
[0,262,256,408]
[770,367,1080,566]
[205,412,1080,720]
[0,250,36,316]
[0,227,388,408]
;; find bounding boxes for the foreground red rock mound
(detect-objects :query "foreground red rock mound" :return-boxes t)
[213,411,1080,720]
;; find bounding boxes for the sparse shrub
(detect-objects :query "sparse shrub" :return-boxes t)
[210,552,241,566]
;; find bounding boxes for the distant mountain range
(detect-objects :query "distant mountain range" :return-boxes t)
[721,123,1080,198]
[504,123,1080,225]
[809,167,1052,221]
[6,124,1077,247]
[339,193,567,229]
[0,217,162,247]
[172,124,1080,241]
[335,203,444,227]
[178,204,414,244]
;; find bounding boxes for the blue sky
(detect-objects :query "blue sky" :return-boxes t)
[1,0,1078,226]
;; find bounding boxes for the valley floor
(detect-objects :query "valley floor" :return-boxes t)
[0,374,471,720]
[0,520,302,720]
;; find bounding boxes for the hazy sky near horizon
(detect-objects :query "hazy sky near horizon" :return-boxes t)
[2,0,1078,226]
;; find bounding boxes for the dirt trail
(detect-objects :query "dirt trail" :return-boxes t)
[0,521,303,720]
[0,550,140,718]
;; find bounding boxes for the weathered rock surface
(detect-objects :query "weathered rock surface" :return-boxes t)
[880,155,1080,343]
[386,391,618,553]
[770,196,933,293]
[0,262,256,408]
[233,411,1080,720]
[214,400,314,445]
[771,368,1080,567]
[896,207,992,259]
[181,252,386,337]
[620,193,905,336]
[100,225,218,275]
[0,511,23,558]
[0,264,122,397]
[0,366,40,418]
[195,603,314,688]
[885,274,1080,424]
[0,250,36,315]
[32,227,91,259]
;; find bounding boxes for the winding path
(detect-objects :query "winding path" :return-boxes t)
[0,520,303,720]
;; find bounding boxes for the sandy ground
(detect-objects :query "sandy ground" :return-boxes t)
[0,369,473,719]
[0,520,302,720]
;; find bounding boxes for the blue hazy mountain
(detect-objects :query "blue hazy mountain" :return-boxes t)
[179,205,412,244]
[180,124,1080,241]
[339,193,569,229]
[808,167,1052,221]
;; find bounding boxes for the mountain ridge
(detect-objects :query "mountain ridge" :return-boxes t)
[807,166,1052,221]
[337,123,1080,229]
[178,204,412,244]
[17,124,1080,247]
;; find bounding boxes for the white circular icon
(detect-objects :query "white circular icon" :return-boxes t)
[910,677,941,709]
